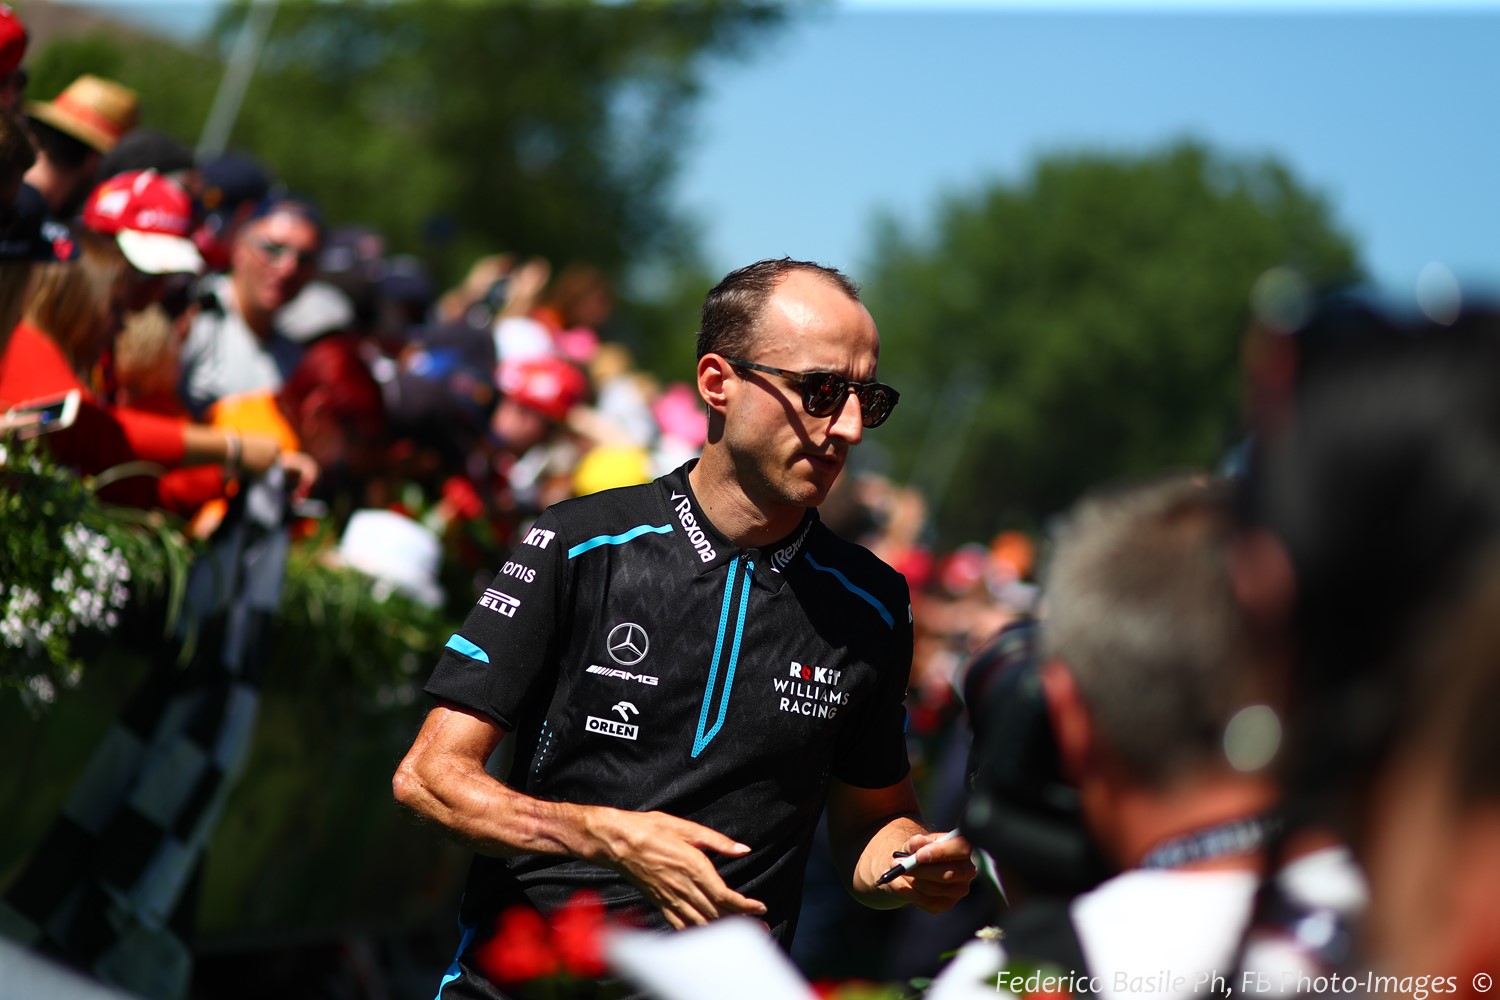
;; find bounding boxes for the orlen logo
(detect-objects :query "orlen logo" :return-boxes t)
[501,560,536,584]
[587,701,639,741]
[670,492,716,563]
[524,527,555,550]
[789,661,842,686]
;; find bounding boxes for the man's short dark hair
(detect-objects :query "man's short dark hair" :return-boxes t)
[26,117,92,171]
[697,257,861,361]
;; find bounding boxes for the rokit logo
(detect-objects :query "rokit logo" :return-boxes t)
[772,660,848,720]
[586,665,659,686]
[523,527,555,549]
[669,492,716,563]
[501,560,536,584]
[587,700,640,740]
[479,589,520,617]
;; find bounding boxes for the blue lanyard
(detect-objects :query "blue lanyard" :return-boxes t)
[1140,815,1281,870]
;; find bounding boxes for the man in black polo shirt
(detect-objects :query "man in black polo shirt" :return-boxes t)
[395,258,976,997]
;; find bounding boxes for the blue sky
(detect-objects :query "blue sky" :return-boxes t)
[676,4,1500,297]
[85,1,1500,299]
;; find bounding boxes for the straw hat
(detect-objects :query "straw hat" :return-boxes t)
[27,74,138,153]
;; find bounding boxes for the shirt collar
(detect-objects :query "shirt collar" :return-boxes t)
[657,461,817,589]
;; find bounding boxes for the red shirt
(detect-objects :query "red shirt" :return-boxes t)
[0,320,224,511]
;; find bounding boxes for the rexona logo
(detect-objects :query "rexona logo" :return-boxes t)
[669,492,716,563]
[772,660,848,720]
[586,665,659,686]
[479,589,520,617]
[769,522,812,572]
[523,527,555,549]
[501,560,536,584]
[587,701,639,741]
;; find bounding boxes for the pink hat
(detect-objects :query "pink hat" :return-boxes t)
[499,356,589,423]
[652,382,707,448]
[83,169,205,275]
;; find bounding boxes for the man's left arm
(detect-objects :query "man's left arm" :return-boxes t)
[825,776,977,912]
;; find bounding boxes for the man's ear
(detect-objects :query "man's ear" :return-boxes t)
[1040,657,1094,784]
[697,354,731,416]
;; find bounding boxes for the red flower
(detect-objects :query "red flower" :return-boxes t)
[552,890,609,978]
[441,474,485,521]
[472,906,560,984]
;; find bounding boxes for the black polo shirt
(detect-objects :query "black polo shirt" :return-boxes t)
[424,461,914,945]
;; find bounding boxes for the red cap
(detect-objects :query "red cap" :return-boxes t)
[83,169,204,275]
[0,6,27,79]
[498,356,588,423]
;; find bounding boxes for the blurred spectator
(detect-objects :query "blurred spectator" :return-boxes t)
[96,128,196,192]
[490,354,590,511]
[112,303,183,415]
[178,196,322,417]
[0,208,300,512]
[23,74,137,216]
[1359,568,1500,991]
[21,227,120,382]
[1237,304,1500,984]
[0,108,36,355]
[0,5,28,114]
[994,476,1361,997]
[192,151,271,272]
[81,168,205,313]
[197,334,382,530]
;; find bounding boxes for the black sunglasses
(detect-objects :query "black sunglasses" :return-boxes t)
[724,357,900,428]
[249,237,318,268]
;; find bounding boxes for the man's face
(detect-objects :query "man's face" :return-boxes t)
[231,210,319,317]
[718,271,880,510]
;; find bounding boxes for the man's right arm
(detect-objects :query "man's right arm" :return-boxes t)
[393,701,768,929]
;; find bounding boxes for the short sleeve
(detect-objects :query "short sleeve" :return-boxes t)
[423,509,569,731]
[831,583,915,788]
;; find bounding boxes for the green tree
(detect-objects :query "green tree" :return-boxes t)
[23,0,787,368]
[864,142,1360,544]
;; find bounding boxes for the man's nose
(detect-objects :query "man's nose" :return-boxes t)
[827,389,864,445]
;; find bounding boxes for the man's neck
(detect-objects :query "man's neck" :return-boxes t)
[227,276,274,339]
[687,448,807,549]
[1087,768,1280,873]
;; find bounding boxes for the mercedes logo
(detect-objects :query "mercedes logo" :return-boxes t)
[607,622,649,666]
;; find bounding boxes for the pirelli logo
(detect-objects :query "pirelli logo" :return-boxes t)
[480,589,520,617]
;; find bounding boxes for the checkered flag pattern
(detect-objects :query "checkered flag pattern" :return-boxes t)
[0,469,293,999]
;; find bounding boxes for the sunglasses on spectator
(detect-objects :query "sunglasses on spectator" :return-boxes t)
[724,357,900,428]
[249,237,317,268]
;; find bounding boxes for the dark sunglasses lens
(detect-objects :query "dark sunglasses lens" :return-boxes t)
[857,384,898,427]
[801,373,849,417]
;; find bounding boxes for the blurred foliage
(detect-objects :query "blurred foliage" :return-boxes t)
[0,437,192,711]
[275,534,454,705]
[0,440,452,709]
[865,142,1361,544]
[24,0,789,374]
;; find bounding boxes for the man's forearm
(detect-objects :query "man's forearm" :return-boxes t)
[846,813,929,907]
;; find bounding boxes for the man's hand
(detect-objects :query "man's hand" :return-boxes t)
[825,777,978,913]
[583,807,767,930]
[395,704,765,931]
[879,829,977,914]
